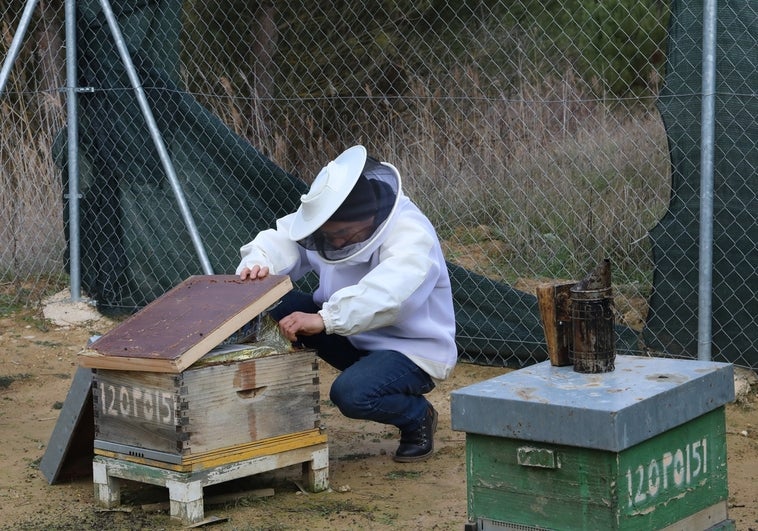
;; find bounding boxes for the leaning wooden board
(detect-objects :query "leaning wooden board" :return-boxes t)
[79,275,292,373]
[535,281,575,366]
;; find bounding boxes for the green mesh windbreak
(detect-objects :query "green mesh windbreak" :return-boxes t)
[60,0,305,311]
[60,0,641,364]
[646,0,758,366]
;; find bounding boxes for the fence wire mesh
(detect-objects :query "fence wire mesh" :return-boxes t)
[1,0,755,370]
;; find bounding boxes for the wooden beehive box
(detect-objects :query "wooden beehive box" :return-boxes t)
[79,275,325,471]
[91,348,322,471]
[452,356,735,530]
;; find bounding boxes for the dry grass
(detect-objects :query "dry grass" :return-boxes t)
[378,75,670,290]
[1,79,66,302]
[194,70,669,291]
[3,63,668,307]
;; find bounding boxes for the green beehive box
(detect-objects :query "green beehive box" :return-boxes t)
[451,356,735,530]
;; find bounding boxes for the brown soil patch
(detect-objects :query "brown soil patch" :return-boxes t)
[1,305,756,530]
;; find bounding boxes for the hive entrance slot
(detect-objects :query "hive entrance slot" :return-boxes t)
[237,386,267,399]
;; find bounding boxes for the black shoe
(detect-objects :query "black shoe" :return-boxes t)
[393,405,438,463]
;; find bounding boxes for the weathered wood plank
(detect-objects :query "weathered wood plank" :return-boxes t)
[40,367,95,484]
[536,281,575,366]
[93,350,321,462]
[182,351,319,452]
[465,408,729,530]
[94,442,328,489]
[95,428,328,472]
[79,275,292,372]
[93,370,182,453]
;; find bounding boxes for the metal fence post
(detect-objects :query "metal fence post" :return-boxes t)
[698,0,718,362]
[0,0,39,97]
[65,0,81,301]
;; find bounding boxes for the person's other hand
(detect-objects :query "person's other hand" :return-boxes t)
[278,312,325,341]
[239,265,269,280]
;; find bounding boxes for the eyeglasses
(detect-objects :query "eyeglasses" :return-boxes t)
[316,219,375,249]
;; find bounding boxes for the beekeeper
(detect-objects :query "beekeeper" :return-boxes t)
[236,145,457,462]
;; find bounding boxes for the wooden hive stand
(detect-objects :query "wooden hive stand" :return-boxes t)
[93,437,328,524]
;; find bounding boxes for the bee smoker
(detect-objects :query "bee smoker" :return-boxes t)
[569,259,616,373]
[537,258,616,373]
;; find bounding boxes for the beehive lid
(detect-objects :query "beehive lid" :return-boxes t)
[451,355,734,451]
[78,275,292,373]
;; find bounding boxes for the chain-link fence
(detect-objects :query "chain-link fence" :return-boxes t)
[1,0,756,370]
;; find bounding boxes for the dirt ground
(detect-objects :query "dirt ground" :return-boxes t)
[1,296,757,531]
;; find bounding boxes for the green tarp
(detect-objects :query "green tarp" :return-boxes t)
[61,0,304,307]
[60,0,698,366]
[646,0,757,367]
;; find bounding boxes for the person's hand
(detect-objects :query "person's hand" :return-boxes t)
[278,311,325,341]
[239,265,269,280]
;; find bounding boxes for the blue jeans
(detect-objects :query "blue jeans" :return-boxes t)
[270,291,435,432]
